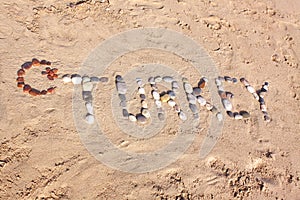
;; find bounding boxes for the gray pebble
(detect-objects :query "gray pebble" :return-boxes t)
[90,76,100,83]
[82,91,93,102]
[232,78,238,83]
[218,76,225,82]
[193,87,202,96]
[210,106,218,114]
[120,100,127,108]
[136,78,143,86]
[137,114,147,124]
[118,94,126,101]
[116,81,127,94]
[122,109,129,118]
[172,81,179,89]
[140,94,146,100]
[226,92,234,99]
[158,112,165,121]
[224,76,232,82]
[148,77,155,84]
[154,76,162,82]
[184,82,193,94]
[193,113,199,120]
[226,111,234,118]
[71,76,82,85]
[99,77,109,83]
[116,75,123,82]
[163,76,173,83]
[187,94,197,104]
[168,90,176,99]
[189,103,198,114]
[239,110,250,118]
[264,114,271,122]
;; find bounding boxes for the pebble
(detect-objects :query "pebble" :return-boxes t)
[174,105,180,113]
[264,114,271,122]
[260,104,267,112]
[85,114,95,124]
[99,77,109,83]
[82,81,93,92]
[136,78,143,86]
[167,100,176,107]
[141,100,148,108]
[187,94,197,104]
[90,76,100,82]
[172,81,179,89]
[179,111,187,121]
[224,76,232,82]
[82,91,93,102]
[232,78,238,83]
[118,94,126,101]
[193,113,199,120]
[215,78,222,86]
[116,81,127,94]
[122,109,129,118]
[163,76,173,83]
[142,109,151,118]
[216,112,223,121]
[155,100,162,108]
[129,114,137,122]
[137,114,147,124]
[168,90,176,99]
[189,103,198,114]
[193,87,202,96]
[226,92,234,99]
[259,91,267,98]
[197,96,207,106]
[116,75,123,82]
[152,90,160,100]
[234,113,243,120]
[62,75,72,83]
[183,82,193,94]
[210,106,218,114]
[239,110,250,118]
[240,78,250,86]
[140,94,146,100]
[198,77,208,88]
[158,112,165,121]
[246,85,256,94]
[160,93,170,103]
[120,100,127,108]
[82,76,91,83]
[148,77,155,84]
[71,75,82,85]
[85,102,94,114]
[217,76,225,82]
[217,85,225,92]
[222,99,233,111]
[205,103,214,111]
[138,87,145,94]
[259,97,265,104]
[253,92,260,101]
[226,111,234,117]
[154,76,162,82]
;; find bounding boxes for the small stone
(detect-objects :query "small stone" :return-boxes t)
[240,78,250,86]
[129,114,137,122]
[182,77,188,83]
[120,101,127,108]
[136,78,143,86]
[118,94,126,101]
[187,94,197,104]
[158,112,165,121]
[189,103,198,114]
[62,75,72,83]
[142,108,151,118]
[193,87,202,96]
[259,91,267,98]
[141,100,148,108]
[71,75,82,85]
[226,92,234,99]
[179,111,187,121]
[99,77,109,83]
[82,81,93,92]
[215,78,222,86]
[90,76,100,82]
[197,96,207,106]
[168,90,176,99]
[174,105,180,113]
[226,111,234,117]
[264,114,271,122]
[217,76,225,82]
[217,85,225,92]
[239,110,250,118]
[163,76,173,83]
[116,81,127,94]
[224,76,232,82]
[232,78,238,83]
[154,76,162,82]
[82,76,91,83]
[205,102,214,111]
[140,94,146,100]
[172,81,179,89]
[152,90,160,100]
[160,93,170,102]
[234,113,243,120]
[82,91,93,102]
[210,106,218,114]
[85,102,94,114]
[183,82,193,94]
[138,87,145,94]
[137,114,147,124]
[155,100,162,108]
[260,104,267,112]
[222,99,233,111]
[216,112,223,121]
[198,77,208,88]
[122,109,129,118]
[148,77,155,84]
[246,85,256,94]
[85,114,95,124]
[167,99,176,107]
[193,113,200,120]
[253,92,259,101]
[116,75,123,82]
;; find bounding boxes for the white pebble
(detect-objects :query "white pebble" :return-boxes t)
[82,81,94,92]
[129,114,137,122]
[234,114,243,120]
[85,114,95,124]
[184,83,193,94]
[142,109,151,118]
[152,90,160,100]
[141,100,148,108]
[85,102,94,114]
[215,78,222,86]
[216,112,223,121]
[246,86,256,94]
[138,87,145,94]
[72,76,82,85]
[179,111,187,121]
[197,96,207,106]
[168,100,176,107]
[63,76,72,83]
[82,76,91,83]
[155,100,162,108]
[205,102,214,111]
[222,99,233,111]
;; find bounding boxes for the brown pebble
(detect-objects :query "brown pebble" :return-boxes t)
[47,75,54,80]
[16,77,24,82]
[52,68,58,73]
[29,88,40,96]
[17,82,24,88]
[23,84,31,92]
[40,60,47,65]
[47,87,56,94]
[17,69,25,76]
[48,70,55,76]
[52,74,58,79]
[21,62,32,70]
[45,67,51,72]
[32,58,40,66]
[40,90,47,95]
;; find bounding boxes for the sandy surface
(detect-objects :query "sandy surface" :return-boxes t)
[0,0,300,199]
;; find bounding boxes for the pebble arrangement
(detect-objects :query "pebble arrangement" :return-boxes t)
[215,76,270,122]
[16,59,57,96]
